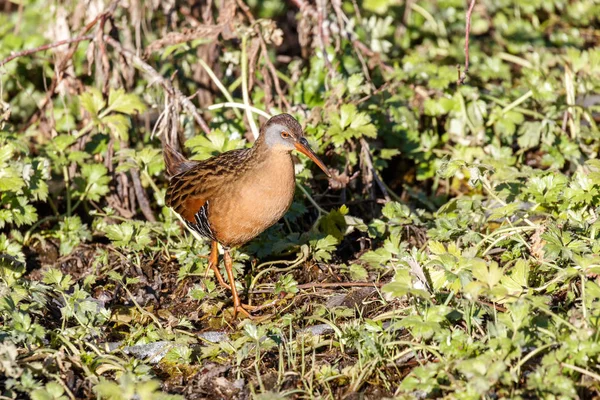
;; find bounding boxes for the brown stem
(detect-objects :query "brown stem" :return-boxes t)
[130,169,156,222]
[0,35,94,68]
[288,0,318,18]
[23,2,118,131]
[317,0,334,77]
[104,35,212,136]
[235,0,292,111]
[297,281,383,290]
[458,0,477,85]
[360,138,390,201]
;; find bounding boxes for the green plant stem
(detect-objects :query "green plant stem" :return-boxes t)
[482,94,546,120]
[512,342,555,375]
[297,183,327,214]
[142,169,163,206]
[479,175,535,227]
[498,52,533,69]
[207,102,272,119]
[249,251,307,292]
[304,316,345,353]
[241,34,259,139]
[562,363,600,381]
[198,58,242,119]
[486,90,534,127]
[23,215,59,245]
[63,165,72,216]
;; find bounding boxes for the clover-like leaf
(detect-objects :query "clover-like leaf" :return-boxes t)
[108,88,146,115]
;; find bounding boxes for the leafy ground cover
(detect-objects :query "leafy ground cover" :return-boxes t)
[1,0,600,398]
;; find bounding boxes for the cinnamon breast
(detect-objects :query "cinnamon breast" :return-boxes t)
[209,151,296,247]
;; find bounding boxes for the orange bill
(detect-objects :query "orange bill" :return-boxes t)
[295,138,331,177]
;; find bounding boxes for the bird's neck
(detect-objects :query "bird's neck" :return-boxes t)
[251,135,293,165]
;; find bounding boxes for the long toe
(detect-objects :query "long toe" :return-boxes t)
[235,304,254,319]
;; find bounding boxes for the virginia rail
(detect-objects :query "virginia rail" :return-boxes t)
[164,114,330,318]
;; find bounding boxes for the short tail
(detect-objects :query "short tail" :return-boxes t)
[163,143,196,177]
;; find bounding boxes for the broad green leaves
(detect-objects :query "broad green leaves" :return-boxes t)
[75,164,110,202]
[102,221,152,251]
[53,216,92,256]
[186,128,246,160]
[80,87,146,141]
[327,104,377,146]
[0,142,48,229]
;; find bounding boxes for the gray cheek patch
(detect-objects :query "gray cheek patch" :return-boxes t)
[264,124,293,147]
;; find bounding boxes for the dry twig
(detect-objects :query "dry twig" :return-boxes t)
[360,138,391,202]
[144,25,224,56]
[458,0,477,85]
[104,35,211,136]
[289,0,318,18]
[24,2,119,130]
[297,281,383,290]
[235,0,292,111]
[130,169,156,222]
[0,35,94,68]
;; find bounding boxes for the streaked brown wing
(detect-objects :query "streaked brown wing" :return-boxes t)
[165,148,253,239]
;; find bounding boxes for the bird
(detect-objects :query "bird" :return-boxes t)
[163,113,331,318]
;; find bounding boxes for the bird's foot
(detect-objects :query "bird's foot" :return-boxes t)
[234,305,253,319]
[232,302,258,319]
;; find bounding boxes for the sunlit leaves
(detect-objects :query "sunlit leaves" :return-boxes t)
[103,221,152,250]
[542,227,588,261]
[274,274,298,295]
[327,104,377,146]
[118,148,165,176]
[79,87,146,141]
[0,142,47,229]
[310,235,339,262]
[186,128,246,160]
[107,88,146,115]
[94,373,183,400]
[53,216,92,256]
[80,88,106,117]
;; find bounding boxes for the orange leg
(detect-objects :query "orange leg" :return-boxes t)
[206,241,230,290]
[223,249,255,319]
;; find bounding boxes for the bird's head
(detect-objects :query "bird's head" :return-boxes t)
[262,113,331,177]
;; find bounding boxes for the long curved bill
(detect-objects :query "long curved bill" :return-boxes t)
[295,139,331,177]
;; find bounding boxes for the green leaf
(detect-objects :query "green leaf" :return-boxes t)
[54,216,92,256]
[102,114,131,141]
[274,274,298,295]
[471,259,503,289]
[107,88,146,115]
[104,223,134,246]
[52,134,77,152]
[78,164,110,202]
[311,235,339,262]
[103,222,152,250]
[349,264,368,281]
[80,87,105,117]
[186,129,246,160]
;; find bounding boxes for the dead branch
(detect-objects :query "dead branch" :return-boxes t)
[249,281,383,295]
[235,0,291,111]
[144,25,224,56]
[458,0,476,85]
[297,281,383,290]
[0,34,94,68]
[360,138,391,202]
[104,35,211,136]
[24,2,119,130]
[289,0,318,18]
[130,168,156,222]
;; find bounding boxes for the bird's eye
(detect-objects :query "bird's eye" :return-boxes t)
[281,131,290,139]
